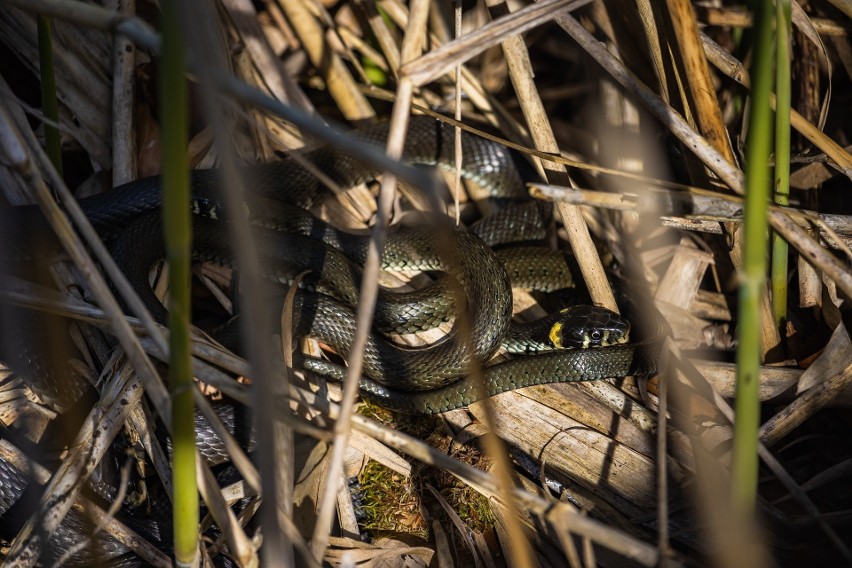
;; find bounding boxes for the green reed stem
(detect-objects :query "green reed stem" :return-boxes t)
[732,0,774,515]
[37,15,62,176]
[160,1,196,564]
[771,0,792,328]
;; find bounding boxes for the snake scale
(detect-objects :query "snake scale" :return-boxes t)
[0,115,667,564]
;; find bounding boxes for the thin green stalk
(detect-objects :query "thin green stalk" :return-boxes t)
[771,0,792,327]
[37,15,62,175]
[160,1,196,564]
[732,0,774,514]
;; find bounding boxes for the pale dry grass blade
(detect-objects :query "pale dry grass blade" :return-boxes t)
[665,0,739,168]
[401,0,591,87]
[109,0,135,185]
[276,0,373,120]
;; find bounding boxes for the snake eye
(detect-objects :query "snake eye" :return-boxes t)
[590,331,602,341]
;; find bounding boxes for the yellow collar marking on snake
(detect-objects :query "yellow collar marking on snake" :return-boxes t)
[549,321,564,349]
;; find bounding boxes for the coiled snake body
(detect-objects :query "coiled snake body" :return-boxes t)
[2,116,666,414]
[0,116,667,563]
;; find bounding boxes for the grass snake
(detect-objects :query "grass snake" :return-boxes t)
[1,115,666,414]
[0,115,668,564]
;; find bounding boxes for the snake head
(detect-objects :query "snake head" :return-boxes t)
[548,305,631,349]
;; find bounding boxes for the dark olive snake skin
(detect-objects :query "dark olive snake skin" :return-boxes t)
[0,116,668,564]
